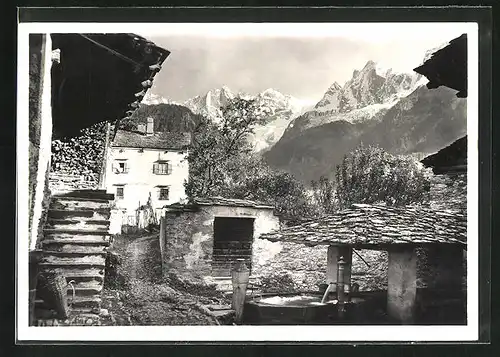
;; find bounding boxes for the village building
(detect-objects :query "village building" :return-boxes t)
[102,118,191,226]
[27,33,169,325]
[259,201,466,324]
[159,197,281,289]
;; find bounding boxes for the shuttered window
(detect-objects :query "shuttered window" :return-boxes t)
[158,186,170,200]
[116,186,124,199]
[113,161,129,174]
[153,161,172,175]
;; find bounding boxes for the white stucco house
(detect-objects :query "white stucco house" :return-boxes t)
[102,118,191,230]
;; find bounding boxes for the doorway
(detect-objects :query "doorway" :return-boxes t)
[212,217,254,277]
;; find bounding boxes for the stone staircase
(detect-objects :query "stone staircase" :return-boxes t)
[35,190,114,324]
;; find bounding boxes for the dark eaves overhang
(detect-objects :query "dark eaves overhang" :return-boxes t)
[50,33,170,139]
[413,33,467,98]
[421,136,467,174]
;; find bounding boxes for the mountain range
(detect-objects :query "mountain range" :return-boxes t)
[142,86,315,152]
[138,50,466,185]
[264,60,466,183]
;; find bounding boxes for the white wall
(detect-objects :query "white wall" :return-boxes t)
[104,146,189,213]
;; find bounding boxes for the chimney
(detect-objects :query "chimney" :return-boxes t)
[146,117,154,135]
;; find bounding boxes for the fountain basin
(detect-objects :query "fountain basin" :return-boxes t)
[243,292,366,325]
[242,289,466,325]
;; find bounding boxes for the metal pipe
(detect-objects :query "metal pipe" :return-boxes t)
[337,256,346,319]
[353,248,371,268]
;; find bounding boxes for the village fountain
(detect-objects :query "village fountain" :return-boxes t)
[241,257,372,325]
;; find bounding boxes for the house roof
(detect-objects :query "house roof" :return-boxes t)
[112,130,191,150]
[51,33,170,139]
[259,203,466,249]
[193,197,274,209]
[421,136,467,174]
[165,196,275,211]
[413,33,467,98]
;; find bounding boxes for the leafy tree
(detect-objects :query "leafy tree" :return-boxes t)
[230,169,317,222]
[335,145,431,208]
[183,97,318,222]
[184,97,268,198]
[311,175,337,214]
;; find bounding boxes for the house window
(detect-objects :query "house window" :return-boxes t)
[116,186,124,199]
[153,161,172,175]
[113,160,129,174]
[158,186,170,200]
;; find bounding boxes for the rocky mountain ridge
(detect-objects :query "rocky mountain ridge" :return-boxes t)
[182,86,314,152]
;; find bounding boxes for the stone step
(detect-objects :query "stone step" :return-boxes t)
[58,268,106,281]
[45,219,110,231]
[48,209,111,220]
[51,197,111,211]
[211,309,235,318]
[206,304,232,311]
[54,189,114,201]
[44,228,110,237]
[40,255,106,268]
[42,250,107,257]
[67,295,102,309]
[41,241,109,254]
[66,280,103,295]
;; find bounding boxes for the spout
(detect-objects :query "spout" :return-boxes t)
[320,283,335,304]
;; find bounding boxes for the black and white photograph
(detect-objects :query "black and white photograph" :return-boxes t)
[17,17,481,342]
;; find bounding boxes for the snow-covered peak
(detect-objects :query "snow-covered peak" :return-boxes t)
[260,88,286,99]
[375,62,392,78]
[141,92,179,105]
[184,85,313,152]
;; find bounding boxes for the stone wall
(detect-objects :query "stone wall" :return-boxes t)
[252,242,388,292]
[160,203,392,291]
[28,34,53,250]
[160,205,279,280]
[29,35,43,237]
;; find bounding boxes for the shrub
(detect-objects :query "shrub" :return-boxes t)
[335,145,431,208]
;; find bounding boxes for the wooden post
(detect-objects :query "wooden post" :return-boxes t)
[231,259,250,324]
[387,247,417,324]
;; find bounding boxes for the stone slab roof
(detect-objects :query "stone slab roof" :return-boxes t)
[51,33,170,138]
[112,130,191,150]
[164,196,275,211]
[193,197,274,209]
[260,203,466,248]
[413,33,467,98]
[421,136,467,174]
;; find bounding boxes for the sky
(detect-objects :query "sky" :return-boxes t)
[138,23,473,103]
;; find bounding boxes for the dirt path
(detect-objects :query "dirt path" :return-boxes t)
[123,234,159,280]
[102,232,223,326]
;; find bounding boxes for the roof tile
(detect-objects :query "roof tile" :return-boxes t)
[260,203,466,248]
[112,130,191,150]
